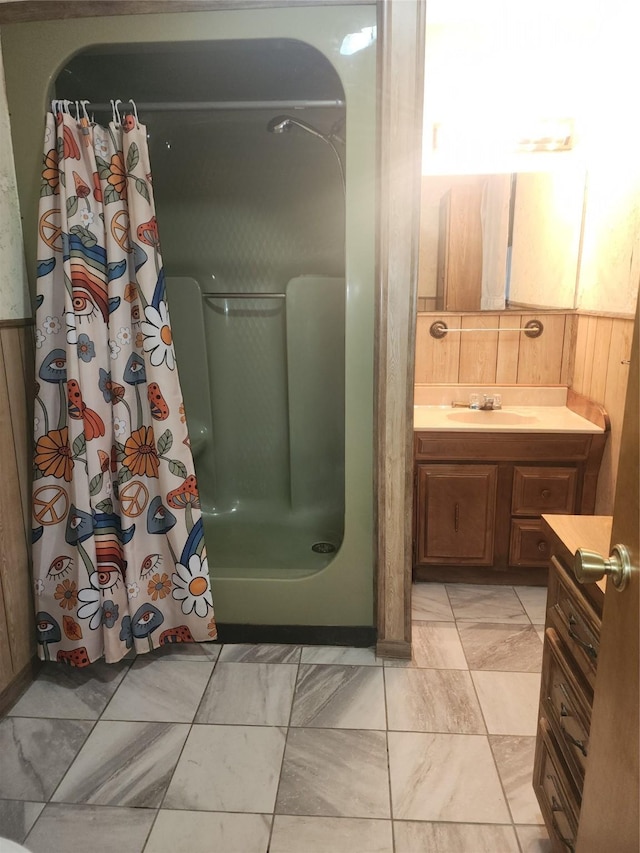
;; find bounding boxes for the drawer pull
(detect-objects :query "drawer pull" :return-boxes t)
[551,816,576,853]
[560,724,588,757]
[538,540,548,552]
[558,682,574,708]
[547,775,576,852]
[454,502,459,533]
[567,614,597,660]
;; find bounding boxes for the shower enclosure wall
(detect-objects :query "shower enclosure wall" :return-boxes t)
[3,5,377,638]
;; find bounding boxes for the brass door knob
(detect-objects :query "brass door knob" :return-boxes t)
[574,544,632,592]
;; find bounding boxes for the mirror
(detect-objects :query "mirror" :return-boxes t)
[418,169,586,312]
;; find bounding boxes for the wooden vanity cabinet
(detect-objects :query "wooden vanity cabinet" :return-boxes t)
[413,430,607,584]
[533,515,609,853]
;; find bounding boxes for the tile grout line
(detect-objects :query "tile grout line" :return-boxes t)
[381,662,396,853]
[266,645,302,849]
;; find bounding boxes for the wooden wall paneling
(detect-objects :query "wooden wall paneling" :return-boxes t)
[517,313,566,384]
[595,317,634,514]
[458,314,499,383]
[560,313,576,387]
[0,332,34,675]
[581,315,598,395]
[414,314,431,383]
[571,313,590,393]
[2,327,32,542]
[495,313,521,383]
[432,314,461,382]
[415,313,461,383]
[589,316,614,403]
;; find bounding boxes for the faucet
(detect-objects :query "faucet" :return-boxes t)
[451,393,502,410]
[478,394,501,410]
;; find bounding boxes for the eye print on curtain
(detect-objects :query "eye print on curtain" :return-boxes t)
[32,107,217,666]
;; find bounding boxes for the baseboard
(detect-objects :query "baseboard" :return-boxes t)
[413,566,548,585]
[216,624,376,647]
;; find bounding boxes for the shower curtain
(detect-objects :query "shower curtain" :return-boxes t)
[32,108,216,665]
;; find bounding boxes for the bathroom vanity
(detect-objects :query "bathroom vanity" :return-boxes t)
[412,386,608,584]
[533,514,610,852]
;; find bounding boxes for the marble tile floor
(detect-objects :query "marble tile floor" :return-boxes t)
[0,583,552,853]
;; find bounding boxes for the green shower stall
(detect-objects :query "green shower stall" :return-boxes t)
[2,4,377,641]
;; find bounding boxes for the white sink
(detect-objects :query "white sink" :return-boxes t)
[447,409,538,425]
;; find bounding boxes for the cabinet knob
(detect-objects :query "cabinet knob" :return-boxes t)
[573,544,632,592]
[541,489,551,499]
[537,540,548,553]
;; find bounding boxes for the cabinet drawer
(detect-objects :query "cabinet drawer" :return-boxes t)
[512,467,578,516]
[548,556,600,693]
[534,718,580,853]
[542,627,591,788]
[509,518,551,567]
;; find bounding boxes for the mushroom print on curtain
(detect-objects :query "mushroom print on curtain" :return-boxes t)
[32,108,217,665]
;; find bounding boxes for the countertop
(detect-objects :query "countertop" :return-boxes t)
[413,385,605,434]
[542,514,613,593]
[413,405,604,433]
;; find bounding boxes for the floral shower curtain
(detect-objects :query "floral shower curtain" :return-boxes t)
[32,107,216,666]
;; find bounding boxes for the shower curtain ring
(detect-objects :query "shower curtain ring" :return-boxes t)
[129,99,140,129]
[110,99,122,127]
[80,100,91,123]
[62,99,73,115]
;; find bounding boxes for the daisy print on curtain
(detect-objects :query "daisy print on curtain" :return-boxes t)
[32,108,217,666]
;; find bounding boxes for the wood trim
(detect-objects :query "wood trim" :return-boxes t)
[376,639,412,659]
[413,565,548,586]
[0,318,34,329]
[575,308,635,320]
[0,0,370,24]
[507,302,578,313]
[566,388,610,431]
[375,0,424,657]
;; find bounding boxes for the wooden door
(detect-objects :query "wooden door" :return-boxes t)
[437,182,484,311]
[576,310,639,851]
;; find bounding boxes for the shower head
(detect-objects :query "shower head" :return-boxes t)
[267,115,291,134]
[267,114,325,141]
[266,114,346,194]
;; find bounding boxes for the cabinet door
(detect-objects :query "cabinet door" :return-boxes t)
[416,464,497,565]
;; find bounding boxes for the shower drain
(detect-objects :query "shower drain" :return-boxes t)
[311,542,336,554]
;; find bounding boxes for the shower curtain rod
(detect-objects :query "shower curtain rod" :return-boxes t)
[87,99,345,113]
[203,292,286,299]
